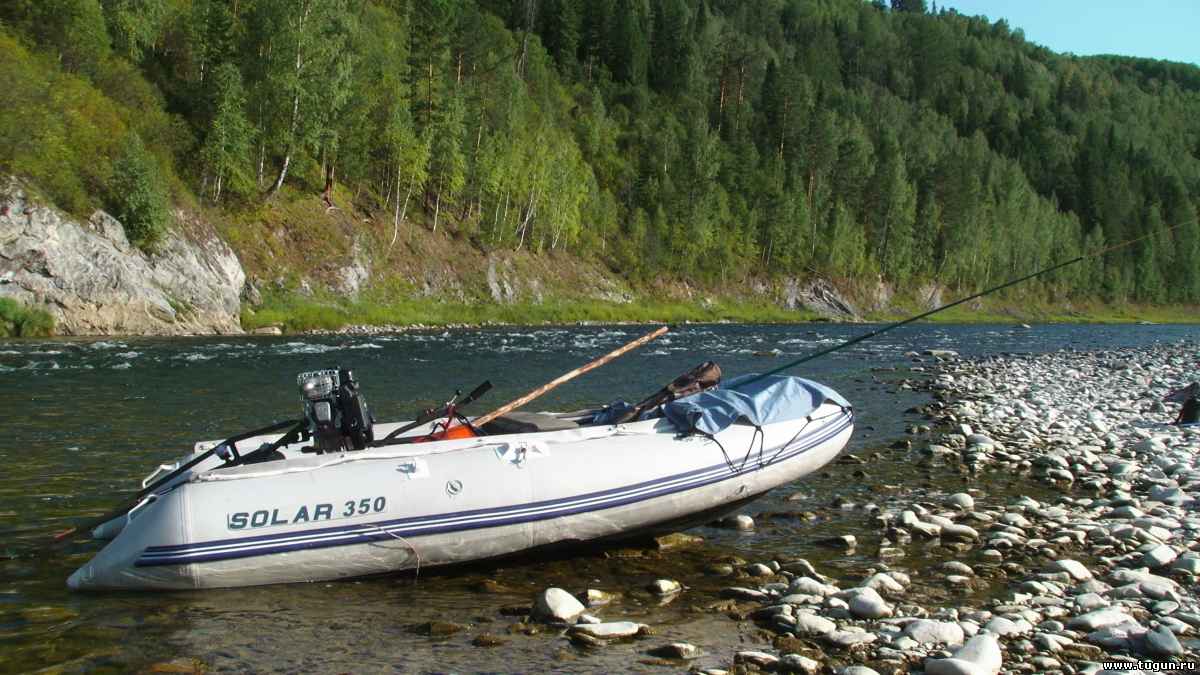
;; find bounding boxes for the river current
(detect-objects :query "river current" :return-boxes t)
[0,323,1195,672]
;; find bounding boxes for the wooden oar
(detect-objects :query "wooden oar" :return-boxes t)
[471,325,668,428]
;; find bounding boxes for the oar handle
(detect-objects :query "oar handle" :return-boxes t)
[471,326,668,428]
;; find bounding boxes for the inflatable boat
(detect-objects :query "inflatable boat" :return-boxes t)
[67,368,853,591]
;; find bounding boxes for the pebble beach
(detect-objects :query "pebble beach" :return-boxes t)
[516,341,1200,674]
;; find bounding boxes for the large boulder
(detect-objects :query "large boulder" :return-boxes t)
[0,178,244,335]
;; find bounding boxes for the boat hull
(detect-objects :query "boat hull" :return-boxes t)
[69,404,852,591]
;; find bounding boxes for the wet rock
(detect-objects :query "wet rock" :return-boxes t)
[948,493,975,510]
[471,579,516,593]
[471,633,508,647]
[837,668,881,675]
[778,653,821,674]
[648,642,701,659]
[144,658,207,673]
[720,587,768,601]
[924,349,960,359]
[414,620,467,636]
[19,606,79,623]
[569,621,644,641]
[940,522,980,541]
[579,589,615,607]
[747,563,774,577]
[818,534,857,550]
[942,561,975,576]
[647,579,682,596]
[924,633,1002,675]
[735,650,780,668]
[653,532,704,550]
[723,514,756,531]
[1142,625,1184,656]
[532,588,586,623]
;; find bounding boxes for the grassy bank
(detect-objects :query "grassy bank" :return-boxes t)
[240,290,1200,334]
[241,292,825,333]
[0,298,55,337]
[869,298,1200,325]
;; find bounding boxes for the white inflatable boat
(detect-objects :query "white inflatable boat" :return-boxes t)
[67,370,853,591]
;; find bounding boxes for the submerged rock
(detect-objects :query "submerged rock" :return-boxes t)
[568,621,644,641]
[647,579,682,596]
[648,642,701,659]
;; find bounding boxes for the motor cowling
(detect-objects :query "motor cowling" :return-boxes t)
[297,367,374,453]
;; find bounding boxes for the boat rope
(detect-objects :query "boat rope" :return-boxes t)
[750,426,766,469]
[768,408,850,465]
[734,224,1183,388]
[368,523,422,585]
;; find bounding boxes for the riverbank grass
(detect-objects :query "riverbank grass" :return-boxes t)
[869,297,1200,325]
[241,292,823,333]
[241,288,1200,334]
[0,298,55,337]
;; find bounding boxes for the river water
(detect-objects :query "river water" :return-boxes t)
[0,323,1195,673]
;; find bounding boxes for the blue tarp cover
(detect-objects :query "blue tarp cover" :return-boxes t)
[663,374,850,435]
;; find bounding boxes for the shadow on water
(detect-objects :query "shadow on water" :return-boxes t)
[0,323,1195,671]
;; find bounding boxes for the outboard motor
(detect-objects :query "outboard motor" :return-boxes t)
[297,367,375,453]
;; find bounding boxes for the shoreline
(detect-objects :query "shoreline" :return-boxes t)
[618,339,1200,673]
[7,312,1200,341]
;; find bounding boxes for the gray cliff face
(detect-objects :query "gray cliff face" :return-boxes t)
[0,179,244,336]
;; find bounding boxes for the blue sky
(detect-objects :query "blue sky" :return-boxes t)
[938,1,1200,66]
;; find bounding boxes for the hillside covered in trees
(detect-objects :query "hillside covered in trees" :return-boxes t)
[2,0,1199,310]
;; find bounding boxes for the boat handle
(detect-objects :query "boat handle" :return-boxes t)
[127,494,158,523]
[141,464,177,489]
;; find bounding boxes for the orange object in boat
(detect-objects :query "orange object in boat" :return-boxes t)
[438,423,477,440]
[414,422,478,443]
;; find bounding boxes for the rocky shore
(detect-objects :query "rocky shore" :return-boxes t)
[0,179,244,335]
[502,342,1199,674]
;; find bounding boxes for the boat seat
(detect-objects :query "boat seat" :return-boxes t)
[480,411,580,435]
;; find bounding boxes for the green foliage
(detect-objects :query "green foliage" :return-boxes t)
[1,0,111,76]
[0,298,55,337]
[101,0,168,62]
[3,0,1200,306]
[199,62,253,201]
[241,289,820,333]
[0,31,125,214]
[109,133,170,249]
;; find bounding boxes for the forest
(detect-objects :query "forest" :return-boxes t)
[1,0,1199,304]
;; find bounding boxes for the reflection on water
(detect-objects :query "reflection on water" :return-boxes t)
[0,323,1195,671]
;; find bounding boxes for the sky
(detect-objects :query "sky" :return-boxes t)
[938,1,1200,66]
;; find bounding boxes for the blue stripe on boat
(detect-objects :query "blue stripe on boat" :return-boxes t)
[135,411,852,567]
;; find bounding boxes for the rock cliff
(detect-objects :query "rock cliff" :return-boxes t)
[0,179,244,335]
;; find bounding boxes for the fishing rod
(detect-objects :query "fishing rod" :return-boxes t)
[736,224,1181,388]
